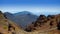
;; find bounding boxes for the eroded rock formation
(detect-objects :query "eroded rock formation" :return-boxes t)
[25,14,60,33]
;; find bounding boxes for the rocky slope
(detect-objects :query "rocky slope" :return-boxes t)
[25,14,60,34]
[0,11,27,34]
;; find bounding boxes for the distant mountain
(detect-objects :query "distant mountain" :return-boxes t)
[4,11,38,29]
[14,11,33,16]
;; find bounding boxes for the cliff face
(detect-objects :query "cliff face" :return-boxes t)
[25,14,60,34]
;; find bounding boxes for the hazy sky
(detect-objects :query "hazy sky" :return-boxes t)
[0,0,60,15]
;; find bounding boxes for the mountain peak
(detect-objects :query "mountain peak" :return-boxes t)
[22,11,32,14]
[22,11,31,13]
[14,11,33,16]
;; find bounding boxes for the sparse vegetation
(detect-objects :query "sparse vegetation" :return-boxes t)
[3,25,8,29]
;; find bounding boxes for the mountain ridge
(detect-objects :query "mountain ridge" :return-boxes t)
[4,11,38,29]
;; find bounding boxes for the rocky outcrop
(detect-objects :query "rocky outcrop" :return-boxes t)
[25,14,60,33]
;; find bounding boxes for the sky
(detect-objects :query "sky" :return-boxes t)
[0,0,60,15]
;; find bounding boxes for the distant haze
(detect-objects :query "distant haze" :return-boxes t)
[0,0,60,16]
